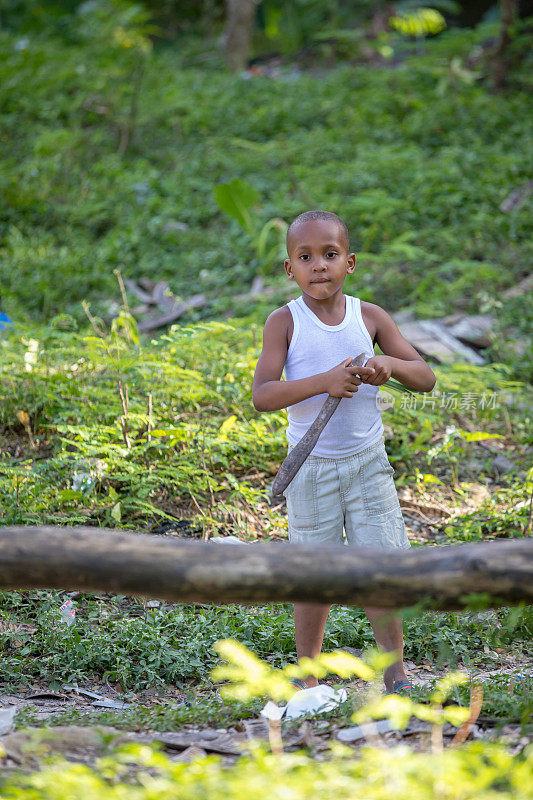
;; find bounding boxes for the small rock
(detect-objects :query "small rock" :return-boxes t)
[92,699,130,710]
[503,274,533,298]
[210,536,247,545]
[392,310,416,325]
[492,454,517,474]
[447,314,494,349]
[2,725,132,764]
[337,719,392,743]
[175,745,207,762]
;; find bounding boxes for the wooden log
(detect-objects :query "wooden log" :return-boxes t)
[137,294,206,333]
[0,527,531,610]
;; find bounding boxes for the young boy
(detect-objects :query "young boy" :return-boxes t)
[252,210,436,694]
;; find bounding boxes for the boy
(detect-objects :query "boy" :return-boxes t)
[252,210,436,694]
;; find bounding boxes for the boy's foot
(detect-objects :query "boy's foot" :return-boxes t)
[387,679,412,696]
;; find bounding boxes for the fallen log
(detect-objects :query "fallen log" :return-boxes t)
[0,528,531,610]
[137,293,206,333]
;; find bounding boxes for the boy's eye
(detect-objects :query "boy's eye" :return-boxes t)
[326,251,337,258]
[299,254,310,261]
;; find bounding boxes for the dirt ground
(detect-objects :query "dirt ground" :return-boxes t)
[1,652,531,775]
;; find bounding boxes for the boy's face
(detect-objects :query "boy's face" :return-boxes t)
[284,219,356,302]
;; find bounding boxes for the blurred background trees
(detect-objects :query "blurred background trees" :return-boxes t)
[1,1,530,86]
[1,1,531,47]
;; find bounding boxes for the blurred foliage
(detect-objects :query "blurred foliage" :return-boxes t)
[1,738,531,800]
[390,7,447,37]
[214,638,470,731]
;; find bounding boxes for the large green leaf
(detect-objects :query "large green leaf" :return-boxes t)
[215,179,260,230]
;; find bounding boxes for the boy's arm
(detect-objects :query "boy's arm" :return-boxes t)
[361,303,436,392]
[252,307,375,412]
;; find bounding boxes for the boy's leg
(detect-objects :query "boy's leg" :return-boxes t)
[342,442,412,692]
[287,457,343,688]
[364,607,409,692]
[294,602,331,687]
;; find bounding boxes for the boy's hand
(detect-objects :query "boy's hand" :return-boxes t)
[324,358,376,398]
[359,355,393,386]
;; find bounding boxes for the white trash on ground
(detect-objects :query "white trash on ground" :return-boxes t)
[58,599,76,628]
[72,471,95,493]
[210,536,247,545]
[0,707,16,735]
[261,685,347,722]
[92,698,130,710]
[260,700,285,721]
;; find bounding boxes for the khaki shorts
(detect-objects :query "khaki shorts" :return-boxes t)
[284,438,410,549]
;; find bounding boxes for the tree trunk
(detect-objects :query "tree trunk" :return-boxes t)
[224,0,258,71]
[493,0,517,92]
[0,527,531,610]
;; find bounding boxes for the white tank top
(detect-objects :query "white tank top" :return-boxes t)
[284,295,383,457]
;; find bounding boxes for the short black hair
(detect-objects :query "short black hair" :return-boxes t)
[286,210,350,252]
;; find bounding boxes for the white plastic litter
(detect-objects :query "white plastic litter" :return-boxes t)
[72,458,107,493]
[0,707,16,735]
[72,471,94,493]
[59,599,76,628]
[261,685,347,722]
[210,536,247,545]
[92,699,130,710]
[337,719,392,742]
[261,701,285,721]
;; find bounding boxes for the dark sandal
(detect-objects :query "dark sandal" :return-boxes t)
[388,680,412,695]
[290,678,308,691]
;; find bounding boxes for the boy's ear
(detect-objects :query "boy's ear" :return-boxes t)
[346,253,356,274]
[284,258,293,278]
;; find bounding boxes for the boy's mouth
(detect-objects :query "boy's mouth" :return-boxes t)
[310,278,330,283]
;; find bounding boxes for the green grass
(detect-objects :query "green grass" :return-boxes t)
[1,588,530,691]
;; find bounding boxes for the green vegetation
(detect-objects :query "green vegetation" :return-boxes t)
[0,313,531,531]
[0,303,530,701]
[1,586,530,691]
